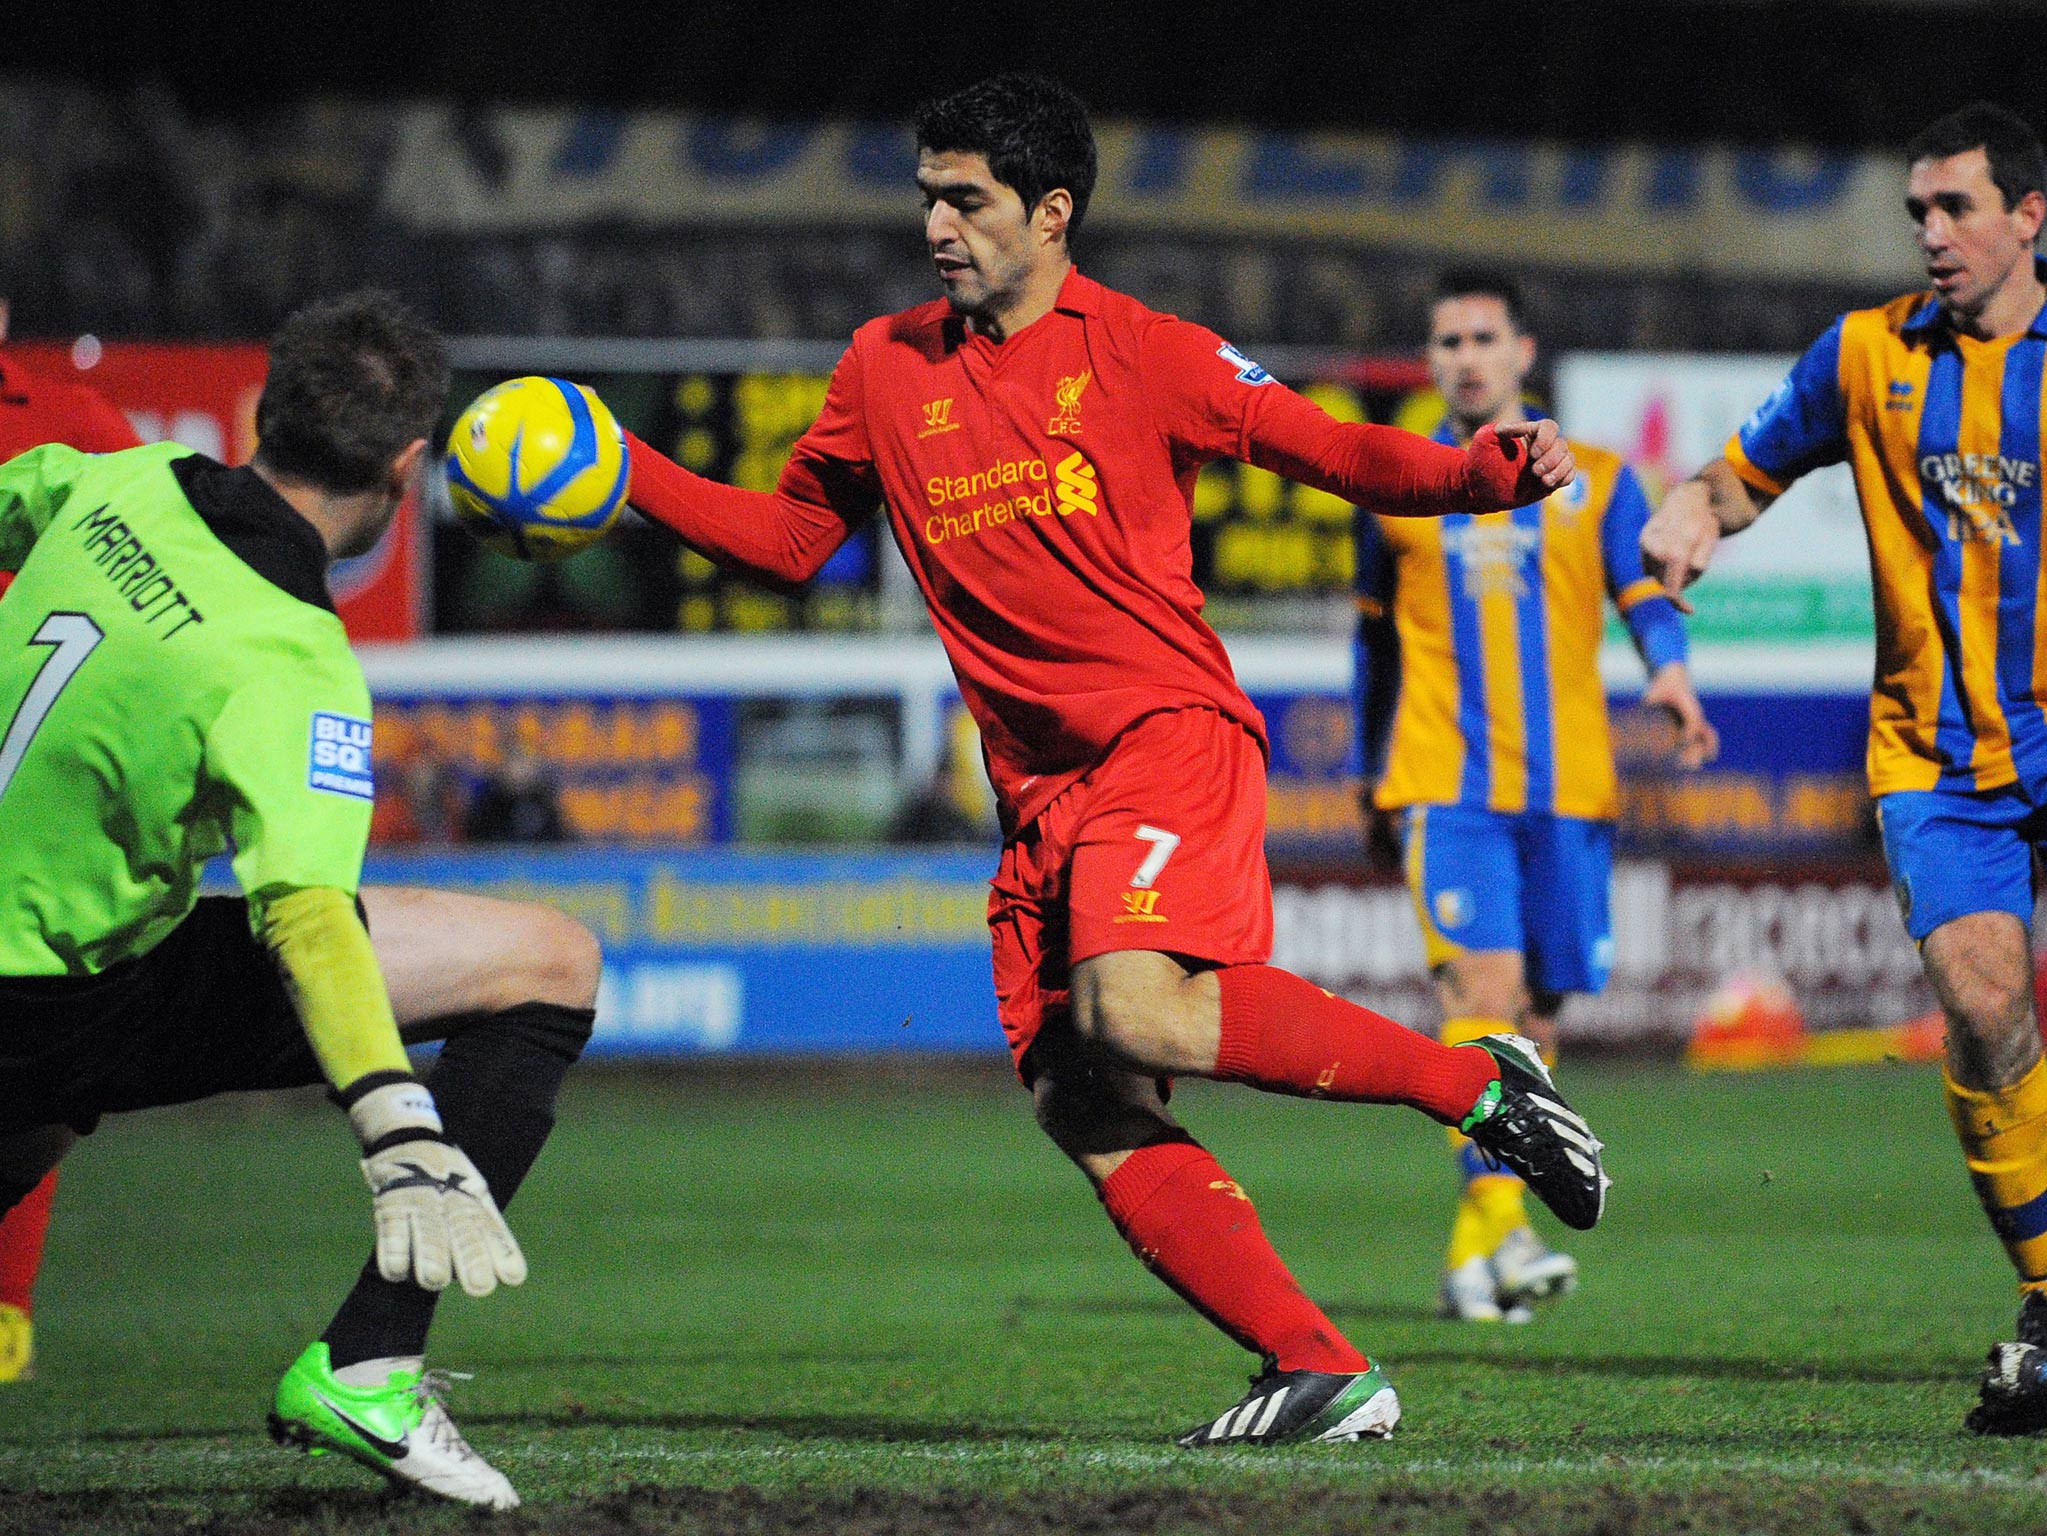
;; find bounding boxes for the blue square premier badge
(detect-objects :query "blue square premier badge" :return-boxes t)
[308,712,375,800]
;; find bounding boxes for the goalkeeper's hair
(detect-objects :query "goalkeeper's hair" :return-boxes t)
[915,74,1098,236]
[255,289,449,493]
[1905,102,2044,214]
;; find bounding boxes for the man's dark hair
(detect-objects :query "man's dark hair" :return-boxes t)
[1432,268,1528,333]
[1905,102,2045,212]
[914,74,1099,235]
[254,290,449,493]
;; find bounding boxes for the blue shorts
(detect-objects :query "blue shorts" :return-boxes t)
[1400,804,1614,996]
[1876,783,2047,942]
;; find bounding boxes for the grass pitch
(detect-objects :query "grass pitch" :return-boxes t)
[3,1057,2045,1534]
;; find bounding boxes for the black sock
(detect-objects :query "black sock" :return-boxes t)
[320,1001,593,1369]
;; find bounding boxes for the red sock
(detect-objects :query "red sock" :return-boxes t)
[0,1170,57,1314]
[1099,1140,1367,1374]
[1213,964,1496,1124]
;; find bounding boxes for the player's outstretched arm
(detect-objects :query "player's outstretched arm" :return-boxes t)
[1640,458,1770,612]
[1250,403,1574,516]
[624,431,865,584]
[1235,380,1572,517]
[617,343,878,583]
[259,885,525,1298]
[1140,318,1569,517]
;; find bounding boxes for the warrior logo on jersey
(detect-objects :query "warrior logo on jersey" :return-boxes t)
[1048,371,1091,436]
[1217,342,1274,386]
[308,712,375,801]
[919,398,961,438]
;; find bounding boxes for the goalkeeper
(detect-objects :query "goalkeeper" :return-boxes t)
[0,291,598,1512]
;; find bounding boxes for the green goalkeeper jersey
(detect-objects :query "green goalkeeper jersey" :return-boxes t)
[0,441,373,976]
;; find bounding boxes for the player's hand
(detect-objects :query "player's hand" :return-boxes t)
[1466,420,1575,510]
[346,1078,527,1298]
[1640,481,1722,614]
[1642,661,1719,770]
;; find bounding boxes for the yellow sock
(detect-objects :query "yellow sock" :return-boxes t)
[1440,1015,1503,1052]
[1946,1058,2047,1289]
[1446,1174,1529,1269]
[1442,1016,1527,1268]
[0,1303,31,1384]
[1446,1179,1495,1270]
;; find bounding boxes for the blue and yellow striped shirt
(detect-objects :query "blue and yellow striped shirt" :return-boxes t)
[1354,429,1687,820]
[1729,280,2047,796]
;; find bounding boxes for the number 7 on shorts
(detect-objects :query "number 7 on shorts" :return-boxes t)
[1130,824,1181,889]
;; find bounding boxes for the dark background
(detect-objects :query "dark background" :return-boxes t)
[9,0,2043,146]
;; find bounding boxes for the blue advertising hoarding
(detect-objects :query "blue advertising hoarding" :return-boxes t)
[360,638,1880,859]
[363,846,1003,1057]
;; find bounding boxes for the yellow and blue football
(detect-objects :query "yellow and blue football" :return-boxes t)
[443,375,631,561]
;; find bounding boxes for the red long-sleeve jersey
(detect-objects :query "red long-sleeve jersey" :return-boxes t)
[629,269,1529,831]
[0,352,142,601]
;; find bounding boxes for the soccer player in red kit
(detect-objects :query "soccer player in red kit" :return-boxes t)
[0,295,142,1381]
[622,75,1609,1445]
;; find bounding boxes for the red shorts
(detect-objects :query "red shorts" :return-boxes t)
[987,707,1274,1076]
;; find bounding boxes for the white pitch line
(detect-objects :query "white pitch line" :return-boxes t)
[6,1441,2046,1496]
[474,1442,2047,1491]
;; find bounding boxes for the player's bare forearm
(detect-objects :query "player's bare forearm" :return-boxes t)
[1642,660,1719,770]
[623,431,849,583]
[1641,459,1770,611]
[1697,457,1771,535]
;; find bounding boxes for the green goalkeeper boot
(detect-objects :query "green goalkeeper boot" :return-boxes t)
[268,1342,519,1509]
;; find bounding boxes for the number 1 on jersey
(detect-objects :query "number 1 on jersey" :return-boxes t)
[1130,824,1182,889]
[0,613,105,802]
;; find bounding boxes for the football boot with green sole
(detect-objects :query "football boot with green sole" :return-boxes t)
[1460,1034,1608,1230]
[1178,1358,1400,1446]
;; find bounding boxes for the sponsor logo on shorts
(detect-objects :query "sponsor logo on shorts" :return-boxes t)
[1114,889,1168,924]
[308,712,375,801]
[1434,888,1472,930]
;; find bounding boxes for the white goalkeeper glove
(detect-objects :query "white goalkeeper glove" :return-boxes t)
[342,1075,527,1298]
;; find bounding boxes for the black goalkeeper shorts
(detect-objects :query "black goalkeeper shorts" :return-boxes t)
[0,897,326,1137]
